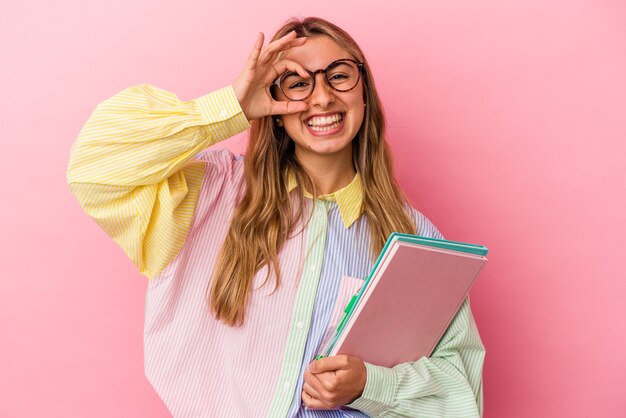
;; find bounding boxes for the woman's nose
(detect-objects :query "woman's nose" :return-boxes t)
[308,73,335,107]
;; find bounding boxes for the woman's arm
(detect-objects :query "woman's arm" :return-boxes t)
[66,31,313,280]
[66,84,250,279]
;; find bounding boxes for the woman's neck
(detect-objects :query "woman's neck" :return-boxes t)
[296,148,357,196]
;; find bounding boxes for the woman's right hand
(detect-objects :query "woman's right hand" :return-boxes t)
[233,31,310,121]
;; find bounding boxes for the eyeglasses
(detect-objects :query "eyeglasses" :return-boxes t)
[272,58,364,101]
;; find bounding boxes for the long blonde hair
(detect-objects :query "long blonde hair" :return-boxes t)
[209,17,416,326]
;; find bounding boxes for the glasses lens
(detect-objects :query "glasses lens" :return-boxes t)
[279,73,312,101]
[326,61,359,91]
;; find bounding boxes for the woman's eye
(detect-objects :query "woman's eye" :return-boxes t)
[288,81,310,89]
[330,73,348,80]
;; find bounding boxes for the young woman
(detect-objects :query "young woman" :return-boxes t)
[67,17,485,418]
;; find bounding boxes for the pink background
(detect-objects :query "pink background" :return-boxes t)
[2,0,625,417]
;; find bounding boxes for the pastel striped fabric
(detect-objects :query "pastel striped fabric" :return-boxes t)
[67,84,485,417]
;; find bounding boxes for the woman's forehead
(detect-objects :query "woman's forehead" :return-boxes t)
[282,35,353,71]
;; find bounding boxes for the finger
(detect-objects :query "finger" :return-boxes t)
[267,100,308,116]
[309,355,351,373]
[265,59,310,84]
[243,32,264,72]
[263,30,297,57]
[259,31,306,64]
[315,371,340,393]
[303,370,328,398]
[302,389,323,409]
[302,388,333,410]
[302,382,324,400]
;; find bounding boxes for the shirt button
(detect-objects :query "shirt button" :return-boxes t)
[309,265,316,272]
[283,381,290,389]
[296,321,304,329]
[219,109,228,118]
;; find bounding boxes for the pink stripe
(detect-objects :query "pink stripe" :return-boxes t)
[144,150,306,417]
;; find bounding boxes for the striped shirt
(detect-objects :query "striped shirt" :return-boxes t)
[66,84,485,417]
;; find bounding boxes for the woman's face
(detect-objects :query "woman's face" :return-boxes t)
[277,35,365,165]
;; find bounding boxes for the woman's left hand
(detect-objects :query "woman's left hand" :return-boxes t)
[302,355,367,409]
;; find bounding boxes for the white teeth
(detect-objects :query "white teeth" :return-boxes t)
[306,113,343,127]
[309,121,341,131]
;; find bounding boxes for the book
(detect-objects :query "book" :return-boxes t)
[317,233,488,368]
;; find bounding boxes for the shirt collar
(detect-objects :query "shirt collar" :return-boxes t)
[286,171,364,229]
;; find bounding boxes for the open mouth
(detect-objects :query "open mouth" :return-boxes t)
[304,113,345,133]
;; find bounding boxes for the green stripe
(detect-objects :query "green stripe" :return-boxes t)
[266,200,329,417]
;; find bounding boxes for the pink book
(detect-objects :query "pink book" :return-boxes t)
[321,234,488,368]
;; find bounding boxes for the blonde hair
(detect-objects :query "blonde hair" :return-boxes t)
[209,17,416,326]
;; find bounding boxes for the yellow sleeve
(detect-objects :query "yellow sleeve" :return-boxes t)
[66,84,250,279]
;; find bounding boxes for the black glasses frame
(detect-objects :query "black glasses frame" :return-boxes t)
[271,58,364,102]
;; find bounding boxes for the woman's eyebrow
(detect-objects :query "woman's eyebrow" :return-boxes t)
[303,58,354,73]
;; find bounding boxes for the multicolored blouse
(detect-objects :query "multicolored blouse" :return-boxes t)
[66,84,485,418]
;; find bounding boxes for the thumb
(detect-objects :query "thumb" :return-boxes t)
[269,100,308,116]
[308,359,321,373]
[308,356,345,374]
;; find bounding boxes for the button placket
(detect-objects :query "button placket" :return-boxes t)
[266,200,329,417]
